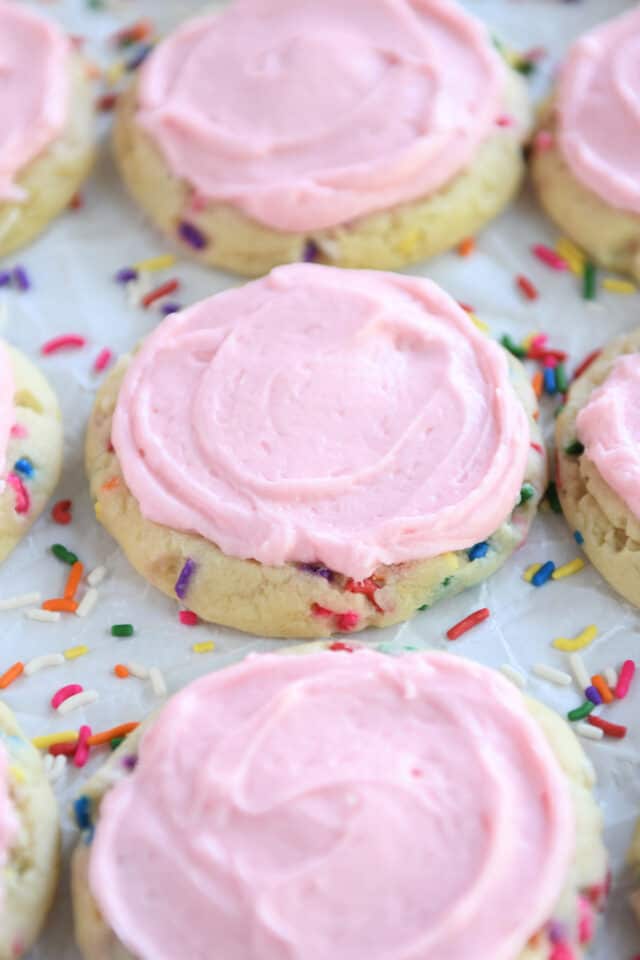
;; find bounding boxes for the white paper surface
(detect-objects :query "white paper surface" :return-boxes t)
[5,1,639,956]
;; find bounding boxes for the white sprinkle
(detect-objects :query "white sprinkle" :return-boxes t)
[87,565,106,587]
[604,667,618,689]
[25,608,60,623]
[47,754,67,784]
[575,722,604,741]
[75,587,98,618]
[127,662,149,680]
[0,592,41,611]
[25,653,65,676]
[568,653,590,691]
[43,754,54,775]
[500,664,526,689]
[533,664,572,686]
[149,666,167,697]
[56,690,99,716]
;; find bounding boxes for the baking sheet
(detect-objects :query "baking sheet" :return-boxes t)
[7,1,640,956]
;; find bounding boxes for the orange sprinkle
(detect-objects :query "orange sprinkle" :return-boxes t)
[42,598,79,613]
[87,722,139,747]
[457,237,476,257]
[0,662,23,689]
[532,371,543,398]
[64,561,84,600]
[114,664,130,679]
[533,410,540,421]
[101,476,120,492]
[591,674,614,704]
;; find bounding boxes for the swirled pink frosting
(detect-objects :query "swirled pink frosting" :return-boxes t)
[577,353,640,519]
[89,650,575,960]
[0,2,70,201]
[0,343,14,476]
[112,265,530,579]
[136,0,506,232]
[557,6,640,214]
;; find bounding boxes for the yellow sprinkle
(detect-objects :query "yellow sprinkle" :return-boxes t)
[555,238,585,276]
[469,313,489,333]
[523,563,542,583]
[134,254,176,273]
[9,765,25,784]
[522,331,540,351]
[106,60,125,87]
[396,230,420,256]
[94,502,102,520]
[64,645,89,661]
[192,641,215,654]
[552,558,585,580]
[602,277,637,295]
[552,625,597,652]
[32,731,78,750]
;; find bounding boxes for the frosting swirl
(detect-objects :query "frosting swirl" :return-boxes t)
[112,265,529,579]
[0,2,70,201]
[557,6,640,214]
[577,353,640,520]
[89,650,575,960]
[0,342,13,476]
[136,0,506,231]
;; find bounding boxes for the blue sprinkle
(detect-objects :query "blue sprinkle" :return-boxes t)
[298,562,333,581]
[13,457,34,478]
[126,43,153,71]
[74,795,92,831]
[468,541,489,561]
[585,685,603,706]
[574,530,584,545]
[302,240,319,263]
[160,302,182,316]
[0,271,11,287]
[543,366,557,395]
[531,560,555,587]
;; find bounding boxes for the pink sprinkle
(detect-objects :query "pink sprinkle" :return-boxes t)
[534,130,554,151]
[549,943,575,960]
[6,473,30,514]
[578,897,594,945]
[336,611,359,632]
[51,683,83,710]
[93,348,113,374]
[530,442,544,455]
[532,244,568,271]
[41,334,86,355]
[524,46,547,63]
[615,659,635,699]
[10,424,27,439]
[543,355,559,369]
[190,192,209,213]
[179,610,199,626]
[73,725,92,768]
[529,334,548,354]
[311,603,333,617]
[496,113,515,127]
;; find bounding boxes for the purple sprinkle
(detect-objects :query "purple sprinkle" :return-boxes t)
[585,684,603,706]
[175,557,196,599]
[0,272,11,287]
[161,302,182,316]
[178,220,208,251]
[115,267,138,284]
[12,266,30,291]
[547,920,567,945]
[126,43,153,71]
[302,240,319,263]
[122,754,138,771]
[298,562,333,581]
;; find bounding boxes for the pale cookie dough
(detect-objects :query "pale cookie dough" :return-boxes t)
[86,348,545,639]
[0,56,95,257]
[113,67,530,278]
[0,701,60,960]
[71,646,607,960]
[0,345,63,564]
[627,819,640,926]
[556,329,640,607]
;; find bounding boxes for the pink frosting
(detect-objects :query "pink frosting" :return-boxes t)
[0,342,13,476]
[577,353,640,519]
[89,650,575,960]
[557,6,640,214]
[0,2,70,201]
[136,0,506,232]
[112,264,530,579]
[0,742,17,904]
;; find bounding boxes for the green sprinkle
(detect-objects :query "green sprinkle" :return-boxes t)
[555,363,568,394]
[518,482,535,506]
[111,624,134,638]
[500,334,526,359]
[515,59,535,76]
[110,736,125,751]
[564,440,584,456]
[567,701,595,722]
[417,603,430,612]
[582,261,597,300]
[545,482,562,514]
[51,544,78,565]
[554,404,565,419]
[441,576,453,588]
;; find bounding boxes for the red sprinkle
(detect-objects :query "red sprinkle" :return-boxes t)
[532,244,568,271]
[329,642,355,652]
[74,725,92,768]
[336,611,359,632]
[69,193,84,210]
[496,113,514,127]
[7,473,30,514]
[530,442,544,455]
[93,348,113,374]
[179,610,199,626]
[41,334,86,355]
[345,577,383,612]
[311,603,333,617]
[48,741,77,758]
[516,275,538,301]
[446,607,490,641]
[587,716,627,739]
[51,684,83,710]
[573,349,601,380]
[96,93,118,112]
[615,660,635,699]
[52,499,72,525]
[141,279,180,309]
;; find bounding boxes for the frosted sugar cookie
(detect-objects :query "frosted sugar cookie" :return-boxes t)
[556,329,640,607]
[0,341,63,563]
[531,7,640,280]
[114,0,531,276]
[86,264,545,638]
[0,701,60,959]
[71,648,607,960]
